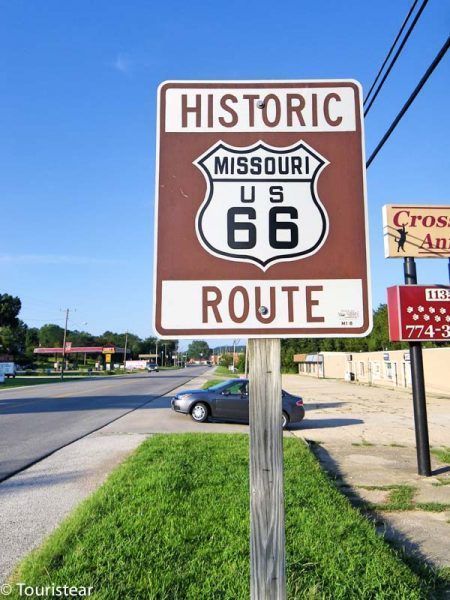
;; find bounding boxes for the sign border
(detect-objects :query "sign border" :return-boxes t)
[153,79,372,339]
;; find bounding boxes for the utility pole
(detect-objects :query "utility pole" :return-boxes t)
[123,332,128,372]
[155,340,159,366]
[61,308,69,381]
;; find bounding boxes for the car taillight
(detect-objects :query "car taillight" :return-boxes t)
[295,399,303,406]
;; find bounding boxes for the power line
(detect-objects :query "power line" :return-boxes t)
[366,36,449,168]
[364,0,419,107]
[364,0,429,116]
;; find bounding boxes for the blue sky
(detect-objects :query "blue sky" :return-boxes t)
[1,0,449,349]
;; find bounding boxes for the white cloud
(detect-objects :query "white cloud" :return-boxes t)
[0,254,126,266]
[112,53,133,75]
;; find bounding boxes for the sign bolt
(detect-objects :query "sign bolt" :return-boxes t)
[258,306,268,315]
[256,100,265,109]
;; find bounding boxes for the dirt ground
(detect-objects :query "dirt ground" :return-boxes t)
[282,374,450,569]
[282,374,450,446]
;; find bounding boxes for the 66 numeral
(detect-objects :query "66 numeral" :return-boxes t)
[227,206,299,250]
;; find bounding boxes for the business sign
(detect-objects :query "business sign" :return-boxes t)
[387,285,450,341]
[154,80,371,338]
[383,205,450,258]
[102,346,115,354]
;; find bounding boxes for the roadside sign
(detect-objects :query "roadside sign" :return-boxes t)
[105,353,112,363]
[387,285,450,341]
[383,205,450,258]
[154,80,371,338]
[102,346,115,354]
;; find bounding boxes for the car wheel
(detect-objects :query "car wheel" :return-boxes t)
[191,402,209,423]
[282,411,289,430]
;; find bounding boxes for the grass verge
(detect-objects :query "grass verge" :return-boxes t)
[214,366,240,378]
[0,377,89,389]
[431,447,450,464]
[10,434,445,599]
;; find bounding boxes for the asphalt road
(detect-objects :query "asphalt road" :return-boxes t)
[0,367,208,481]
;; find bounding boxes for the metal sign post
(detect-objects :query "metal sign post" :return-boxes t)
[404,258,431,475]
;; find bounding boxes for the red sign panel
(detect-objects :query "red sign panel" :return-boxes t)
[387,285,450,341]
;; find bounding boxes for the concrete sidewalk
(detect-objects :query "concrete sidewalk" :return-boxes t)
[0,431,148,583]
[282,374,450,569]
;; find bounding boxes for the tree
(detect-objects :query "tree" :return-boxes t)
[236,353,246,373]
[0,319,27,356]
[39,323,65,347]
[137,337,158,355]
[219,353,233,367]
[25,327,40,356]
[0,293,21,328]
[187,340,210,360]
[69,330,95,347]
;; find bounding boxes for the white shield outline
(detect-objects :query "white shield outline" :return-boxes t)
[194,140,329,271]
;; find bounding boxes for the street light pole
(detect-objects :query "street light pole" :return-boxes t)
[61,308,69,381]
[123,332,128,372]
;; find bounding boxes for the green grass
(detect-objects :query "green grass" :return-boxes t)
[433,478,450,487]
[415,502,450,512]
[0,377,89,389]
[202,379,223,389]
[385,485,416,510]
[431,447,450,464]
[9,434,443,599]
[214,366,240,377]
[357,484,450,514]
[351,439,375,447]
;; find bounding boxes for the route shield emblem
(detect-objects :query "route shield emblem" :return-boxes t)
[195,141,329,270]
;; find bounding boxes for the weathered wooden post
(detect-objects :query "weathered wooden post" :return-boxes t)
[249,338,285,599]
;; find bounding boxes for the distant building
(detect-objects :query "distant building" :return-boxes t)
[293,348,450,396]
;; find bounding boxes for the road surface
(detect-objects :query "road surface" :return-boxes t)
[0,367,208,481]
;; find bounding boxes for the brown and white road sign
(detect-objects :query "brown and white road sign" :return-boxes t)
[383,204,450,258]
[154,80,371,338]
